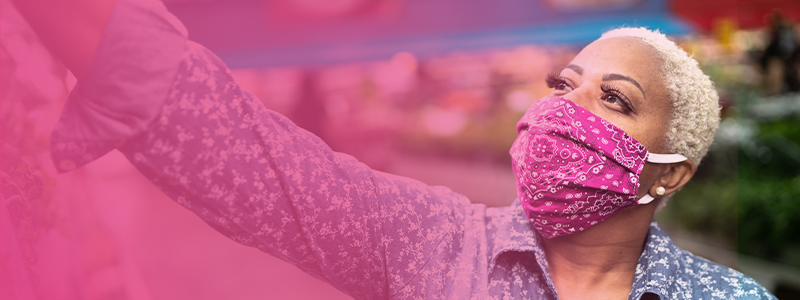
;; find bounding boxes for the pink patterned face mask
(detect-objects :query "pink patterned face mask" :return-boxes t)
[510,97,687,239]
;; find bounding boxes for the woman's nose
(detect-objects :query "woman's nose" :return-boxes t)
[561,86,600,115]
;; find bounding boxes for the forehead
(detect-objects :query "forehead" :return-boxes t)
[572,37,663,73]
[571,36,669,107]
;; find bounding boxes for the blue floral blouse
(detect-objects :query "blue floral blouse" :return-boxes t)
[49,0,776,299]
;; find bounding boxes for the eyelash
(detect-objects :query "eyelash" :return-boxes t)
[545,71,566,90]
[600,84,635,114]
[545,72,635,115]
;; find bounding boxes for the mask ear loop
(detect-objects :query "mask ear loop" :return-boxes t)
[646,153,688,164]
[637,153,689,204]
[638,194,656,204]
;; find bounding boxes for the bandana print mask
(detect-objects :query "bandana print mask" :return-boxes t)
[510,97,687,239]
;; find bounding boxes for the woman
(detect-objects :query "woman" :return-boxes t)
[13,0,775,298]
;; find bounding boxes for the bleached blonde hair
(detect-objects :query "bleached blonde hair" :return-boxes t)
[598,27,720,166]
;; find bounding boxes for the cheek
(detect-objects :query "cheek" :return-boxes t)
[625,113,671,155]
[639,93,673,153]
[642,121,670,154]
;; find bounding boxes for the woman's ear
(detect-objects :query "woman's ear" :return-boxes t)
[649,159,696,198]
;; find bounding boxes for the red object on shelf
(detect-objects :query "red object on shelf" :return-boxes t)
[671,0,800,31]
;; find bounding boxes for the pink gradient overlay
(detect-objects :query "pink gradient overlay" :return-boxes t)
[1,0,722,299]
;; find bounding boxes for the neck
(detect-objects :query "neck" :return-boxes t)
[540,205,655,300]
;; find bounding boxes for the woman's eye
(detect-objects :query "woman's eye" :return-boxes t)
[546,72,572,92]
[600,84,635,114]
[603,94,623,105]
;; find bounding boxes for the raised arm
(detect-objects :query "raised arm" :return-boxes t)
[117,42,474,298]
[17,0,480,298]
[11,0,113,80]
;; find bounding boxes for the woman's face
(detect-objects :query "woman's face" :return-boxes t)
[543,36,673,198]
[545,36,671,154]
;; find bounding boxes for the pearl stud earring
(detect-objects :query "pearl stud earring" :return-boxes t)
[656,186,666,196]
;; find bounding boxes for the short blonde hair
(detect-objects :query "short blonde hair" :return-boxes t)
[598,27,720,166]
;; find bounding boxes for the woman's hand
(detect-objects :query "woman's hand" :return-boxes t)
[11,0,114,80]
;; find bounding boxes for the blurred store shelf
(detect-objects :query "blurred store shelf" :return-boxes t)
[747,93,800,121]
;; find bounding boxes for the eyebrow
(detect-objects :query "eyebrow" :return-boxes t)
[602,73,646,100]
[565,64,583,75]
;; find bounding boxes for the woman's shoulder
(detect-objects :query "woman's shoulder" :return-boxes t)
[675,249,775,299]
[642,223,777,300]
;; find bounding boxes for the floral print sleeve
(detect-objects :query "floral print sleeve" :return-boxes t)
[112,41,478,299]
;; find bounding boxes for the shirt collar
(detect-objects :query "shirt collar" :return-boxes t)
[485,199,539,271]
[629,221,684,300]
[486,200,558,294]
